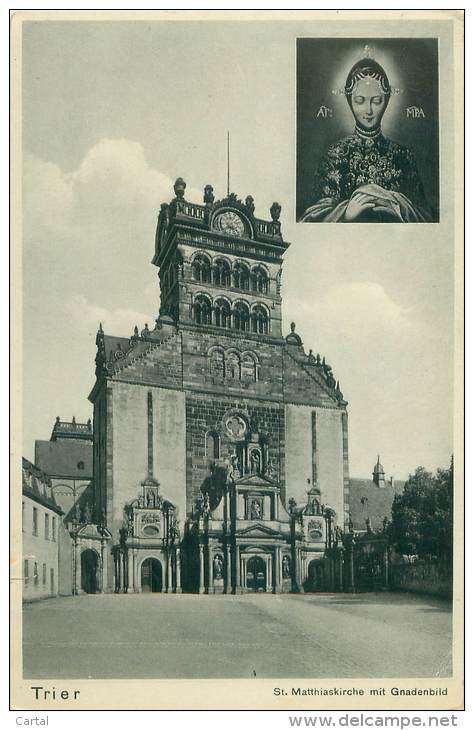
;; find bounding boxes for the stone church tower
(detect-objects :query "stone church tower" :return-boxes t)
[85,178,350,595]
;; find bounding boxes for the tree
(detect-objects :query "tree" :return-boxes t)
[389,459,453,563]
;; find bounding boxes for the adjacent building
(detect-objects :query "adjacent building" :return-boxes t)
[22,458,64,601]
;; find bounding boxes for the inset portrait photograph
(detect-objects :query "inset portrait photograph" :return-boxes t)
[296,38,439,223]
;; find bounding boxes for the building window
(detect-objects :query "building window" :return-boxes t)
[233,263,250,290]
[44,513,49,540]
[213,259,231,287]
[34,562,39,587]
[206,431,220,460]
[233,302,250,332]
[242,352,258,382]
[214,298,231,328]
[209,348,225,379]
[251,305,269,335]
[32,507,38,536]
[192,254,211,283]
[194,295,212,325]
[24,559,29,586]
[251,266,269,294]
[77,461,85,470]
[52,516,56,542]
[225,351,241,380]
[42,563,47,585]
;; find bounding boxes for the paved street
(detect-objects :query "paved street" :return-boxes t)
[23,592,452,679]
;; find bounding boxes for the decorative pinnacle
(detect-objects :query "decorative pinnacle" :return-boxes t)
[173,177,186,199]
[270,202,281,222]
[290,322,295,333]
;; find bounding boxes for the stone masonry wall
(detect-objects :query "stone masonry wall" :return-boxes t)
[185,393,285,514]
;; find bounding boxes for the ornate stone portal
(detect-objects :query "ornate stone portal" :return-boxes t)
[114,480,182,594]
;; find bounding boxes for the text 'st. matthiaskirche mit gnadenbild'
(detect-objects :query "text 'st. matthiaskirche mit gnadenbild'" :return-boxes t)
[58,178,354,595]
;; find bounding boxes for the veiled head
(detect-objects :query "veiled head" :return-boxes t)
[345,59,391,131]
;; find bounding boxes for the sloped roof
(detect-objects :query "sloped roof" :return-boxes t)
[35,438,93,479]
[349,477,406,531]
[22,457,63,514]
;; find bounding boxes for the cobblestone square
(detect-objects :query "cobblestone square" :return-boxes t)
[23,592,452,679]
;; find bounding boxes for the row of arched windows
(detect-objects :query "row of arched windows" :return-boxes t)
[194,296,269,334]
[192,255,269,294]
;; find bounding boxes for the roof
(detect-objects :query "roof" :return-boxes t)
[51,417,92,442]
[35,438,93,479]
[349,477,406,531]
[22,457,63,514]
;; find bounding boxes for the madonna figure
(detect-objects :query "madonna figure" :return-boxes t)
[300,57,432,222]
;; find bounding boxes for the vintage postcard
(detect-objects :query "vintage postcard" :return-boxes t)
[10,10,464,712]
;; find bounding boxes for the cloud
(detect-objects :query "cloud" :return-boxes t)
[23,138,201,247]
[66,294,152,338]
[318,282,413,340]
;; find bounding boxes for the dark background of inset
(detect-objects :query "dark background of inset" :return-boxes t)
[296,38,439,221]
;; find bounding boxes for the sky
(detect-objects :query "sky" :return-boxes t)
[20,18,455,479]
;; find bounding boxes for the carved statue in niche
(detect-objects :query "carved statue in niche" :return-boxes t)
[250,450,261,474]
[250,499,262,520]
[282,555,291,579]
[213,554,223,580]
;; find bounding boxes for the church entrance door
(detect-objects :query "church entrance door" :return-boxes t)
[246,556,266,592]
[141,558,163,593]
[306,559,324,592]
[81,549,98,594]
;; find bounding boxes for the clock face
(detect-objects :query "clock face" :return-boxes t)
[213,211,245,237]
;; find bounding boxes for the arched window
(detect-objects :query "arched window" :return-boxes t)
[233,263,250,291]
[251,266,269,294]
[251,305,269,335]
[233,302,250,332]
[192,255,211,283]
[242,352,258,382]
[214,298,231,328]
[226,351,241,380]
[209,348,225,378]
[206,431,220,460]
[194,295,211,325]
[213,259,231,287]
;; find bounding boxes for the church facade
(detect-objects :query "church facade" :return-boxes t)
[81,178,350,595]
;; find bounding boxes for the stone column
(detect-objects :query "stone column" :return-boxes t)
[132,549,137,593]
[101,539,108,593]
[207,546,213,595]
[199,544,205,594]
[225,545,232,594]
[165,551,170,593]
[240,554,245,593]
[275,547,281,593]
[127,550,134,594]
[74,540,82,595]
[234,545,241,594]
[175,548,182,593]
[266,555,272,593]
[120,550,126,593]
